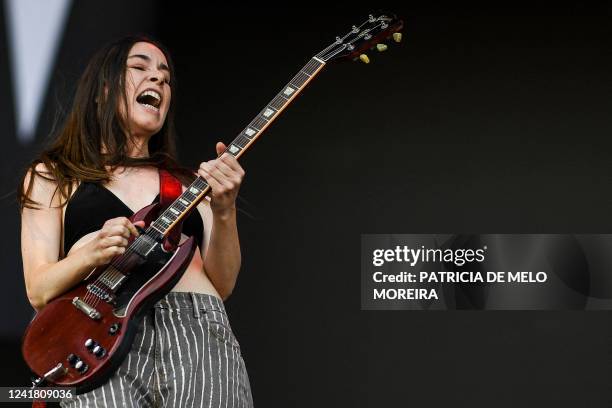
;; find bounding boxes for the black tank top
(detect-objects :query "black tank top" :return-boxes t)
[63,176,204,255]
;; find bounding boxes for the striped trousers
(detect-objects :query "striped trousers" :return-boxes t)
[60,292,254,407]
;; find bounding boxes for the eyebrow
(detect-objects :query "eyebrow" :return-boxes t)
[127,54,170,73]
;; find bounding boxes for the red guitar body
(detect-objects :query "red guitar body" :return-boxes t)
[21,202,196,393]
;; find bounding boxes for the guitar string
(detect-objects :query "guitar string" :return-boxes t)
[84,59,342,306]
[85,178,211,305]
[316,16,380,60]
[84,56,334,305]
[86,56,320,305]
[318,22,387,61]
[84,16,389,306]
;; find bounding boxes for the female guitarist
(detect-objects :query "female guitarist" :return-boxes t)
[18,36,253,407]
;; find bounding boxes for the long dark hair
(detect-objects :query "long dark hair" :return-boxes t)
[19,35,195,210]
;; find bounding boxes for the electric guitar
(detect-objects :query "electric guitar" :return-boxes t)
[22,13,404,393]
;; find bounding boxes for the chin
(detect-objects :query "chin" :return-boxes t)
[130,103,167,133]
[132,115,165,134]
[128,121,161,137]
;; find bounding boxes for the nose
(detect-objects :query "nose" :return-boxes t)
[147,69,163,84]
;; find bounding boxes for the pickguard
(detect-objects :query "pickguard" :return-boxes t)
[112,243,175,317]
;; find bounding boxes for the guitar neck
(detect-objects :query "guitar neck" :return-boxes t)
[148,56,327,237]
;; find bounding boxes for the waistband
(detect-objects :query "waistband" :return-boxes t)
[154,292,226,317]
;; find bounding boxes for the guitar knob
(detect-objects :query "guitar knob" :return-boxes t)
[359,54,370,64]
[74,360,83,370]
[85,339,95,349]
[93,345,106,358]
[66,354,78,365]
[109,323,121,335]
[77,363,89,374]
[393,32,402,43]
[376,44,388,52]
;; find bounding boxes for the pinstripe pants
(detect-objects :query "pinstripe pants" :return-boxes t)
[60,292,254,407]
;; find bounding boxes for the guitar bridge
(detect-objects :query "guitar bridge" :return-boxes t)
[72,297,101,320]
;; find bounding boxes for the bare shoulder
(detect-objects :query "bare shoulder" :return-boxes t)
[21,162,63,266]
[22,162,61,209]
[27,162,55,183]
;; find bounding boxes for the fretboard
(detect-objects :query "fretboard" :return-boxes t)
[148,56,326,238]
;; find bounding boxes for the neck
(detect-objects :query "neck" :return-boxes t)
[127,135,150,158]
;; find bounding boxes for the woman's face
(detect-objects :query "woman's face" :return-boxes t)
[122,41,172,139]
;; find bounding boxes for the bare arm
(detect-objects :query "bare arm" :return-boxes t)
[21,164,141,311]
[197,200,241,300]
[197,142,245,300]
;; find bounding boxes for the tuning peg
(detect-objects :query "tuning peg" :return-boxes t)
[359,54,370,64]
[393,32,402,43]
[376,44,388,52]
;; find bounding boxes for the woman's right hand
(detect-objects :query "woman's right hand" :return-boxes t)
[83,217,144,267]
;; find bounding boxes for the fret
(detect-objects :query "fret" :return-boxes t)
[149,225,164,236]
[290,73,309,89]
[194,179,208,189]
[145,56,325,240]
[282,86,297,97]
[270,94,288,110]
[162,212,176,222]
[303,58,323,75]
[261,107,276,119]
[152,222,167,232]
[227,144,242,155]
[243,127,257,138]
[233,134,250,148]
[250,116,268,130]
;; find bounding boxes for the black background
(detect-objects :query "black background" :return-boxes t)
[2,2,612,406]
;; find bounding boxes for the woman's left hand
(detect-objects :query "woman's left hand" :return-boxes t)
[197,142,245,216]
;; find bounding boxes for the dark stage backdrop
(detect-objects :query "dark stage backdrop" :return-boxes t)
[2,3,612,407]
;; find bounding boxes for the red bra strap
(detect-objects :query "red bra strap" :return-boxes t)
[159,168,182,207]
[158,168,183,250]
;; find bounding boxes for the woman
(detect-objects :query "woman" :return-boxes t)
[19,36,253,407]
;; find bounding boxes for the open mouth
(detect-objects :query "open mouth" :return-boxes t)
[136,89,162,112]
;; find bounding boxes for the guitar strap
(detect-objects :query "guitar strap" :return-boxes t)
[159,168,184,250]
[159,168,182,207]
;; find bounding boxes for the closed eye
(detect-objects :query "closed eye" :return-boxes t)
[129,65,170,84]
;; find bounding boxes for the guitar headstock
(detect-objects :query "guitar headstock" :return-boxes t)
[315,13,404,64]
